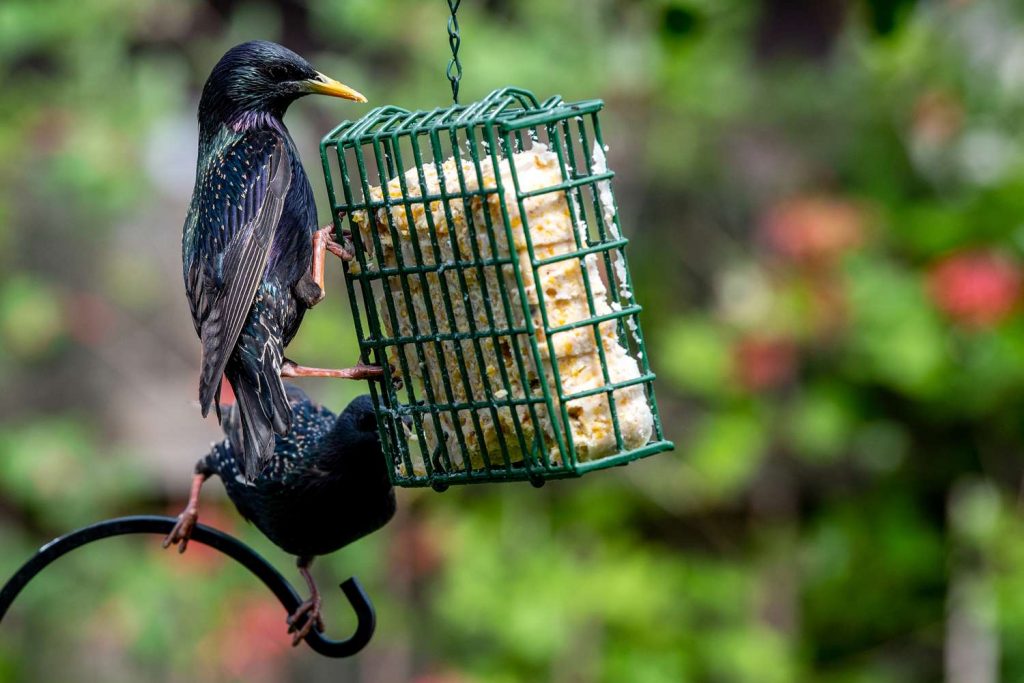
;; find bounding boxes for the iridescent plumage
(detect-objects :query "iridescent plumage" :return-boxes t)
[165,387,395,644]
[204,387,395,558]
[183,41,361,479]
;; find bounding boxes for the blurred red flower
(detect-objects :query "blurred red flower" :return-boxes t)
[927,251,1021,328]
[733,335,798,392]
[209,594,291,681]
[761,196,866,266]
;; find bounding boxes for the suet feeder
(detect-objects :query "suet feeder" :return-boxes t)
[320,87,673,489]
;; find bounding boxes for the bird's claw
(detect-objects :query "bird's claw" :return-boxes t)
[162,508,199,554]
[340,230,355,260]
[316,224,353,261]
[351,361,385,381]
[326,241,352,261]
[287,596,325,646]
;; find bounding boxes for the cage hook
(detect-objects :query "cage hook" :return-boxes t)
[0,515,376,658]
[446,0,463,103]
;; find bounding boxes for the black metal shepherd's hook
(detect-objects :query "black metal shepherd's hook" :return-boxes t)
[0,515,375,658]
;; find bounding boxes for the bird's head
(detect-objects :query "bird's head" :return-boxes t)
[323,394,387,476]
[198,40,366,128]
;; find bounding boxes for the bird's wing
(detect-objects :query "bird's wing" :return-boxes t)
[184,131,292,419]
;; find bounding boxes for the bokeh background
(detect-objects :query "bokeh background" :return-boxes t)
[2,0,1024,680]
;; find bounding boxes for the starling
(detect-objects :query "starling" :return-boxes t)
[183,40,382,481]
[164,386,396,645]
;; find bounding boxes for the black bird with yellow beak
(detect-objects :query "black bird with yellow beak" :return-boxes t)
[182,41,381,481]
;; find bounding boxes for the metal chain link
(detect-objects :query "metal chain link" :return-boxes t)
[446,0,462,103]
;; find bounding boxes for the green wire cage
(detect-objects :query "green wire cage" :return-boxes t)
[320,87,673,489]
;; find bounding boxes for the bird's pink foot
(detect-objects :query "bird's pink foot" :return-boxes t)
[162,506,199,554]
[162,471,207,553]
[287,594,325,646]
[288,558,325,646]
[316,224,353,262]
[306,225,354,308]
[281,359,385,381]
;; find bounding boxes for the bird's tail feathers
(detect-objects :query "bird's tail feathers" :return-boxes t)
[233,381,273,480]
[225,351,292,481]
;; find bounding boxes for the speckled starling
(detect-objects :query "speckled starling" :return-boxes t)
[164,386,395,644]
[182,40,382,481]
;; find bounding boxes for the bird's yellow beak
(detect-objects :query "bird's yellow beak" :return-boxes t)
[304,73,367,102]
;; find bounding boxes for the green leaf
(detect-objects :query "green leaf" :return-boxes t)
[657,316,731,397]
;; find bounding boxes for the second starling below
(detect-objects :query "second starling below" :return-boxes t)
[164,386,396,645]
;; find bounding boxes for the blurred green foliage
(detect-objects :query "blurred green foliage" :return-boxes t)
[4,0,1024,681]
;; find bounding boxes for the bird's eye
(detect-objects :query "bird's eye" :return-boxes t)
[267,65,290,81]
[356,411,377,432]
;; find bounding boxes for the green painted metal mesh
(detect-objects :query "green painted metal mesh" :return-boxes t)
[320,87,673,488]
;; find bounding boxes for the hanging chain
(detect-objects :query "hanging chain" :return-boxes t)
[446,0,463,103]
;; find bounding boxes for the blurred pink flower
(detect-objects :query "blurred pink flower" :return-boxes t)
[209,595,291,681]
[761,196,866,266]
[733,335,798,392]
[928,250,1021,328]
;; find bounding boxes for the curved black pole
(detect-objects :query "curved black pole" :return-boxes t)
[0,515,375,658]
